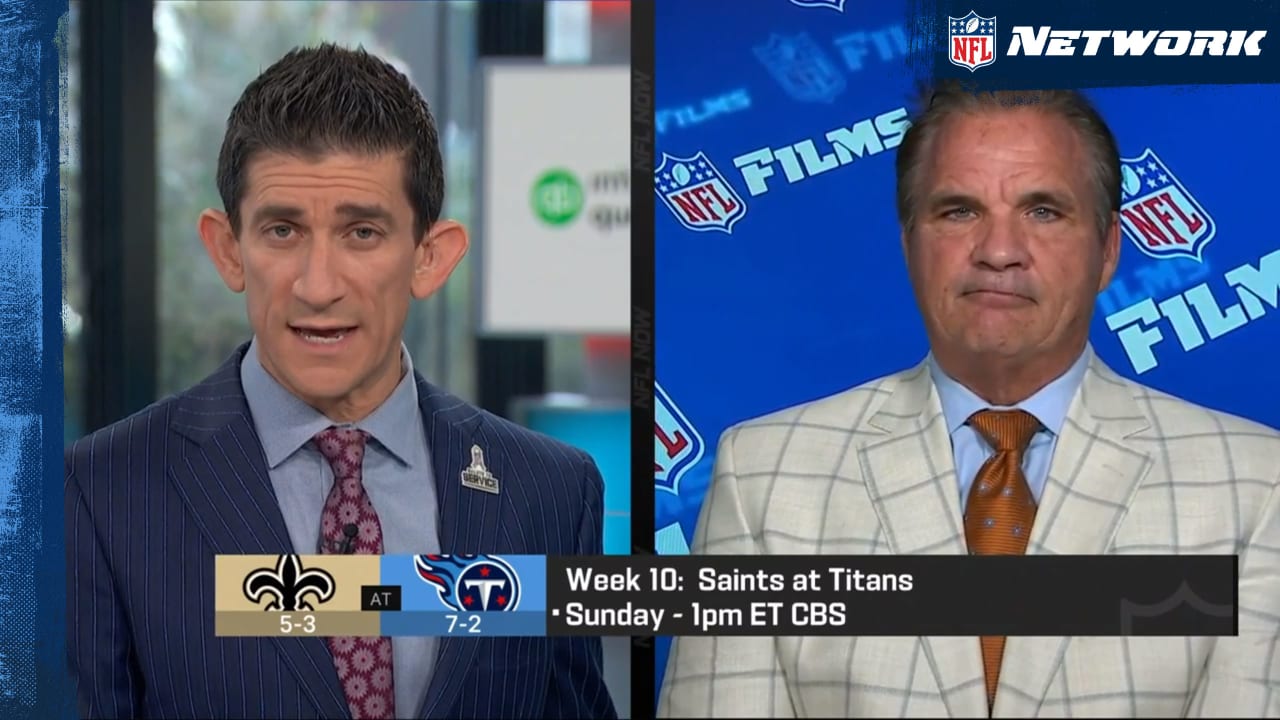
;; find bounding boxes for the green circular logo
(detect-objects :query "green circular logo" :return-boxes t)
[531,169,584,226]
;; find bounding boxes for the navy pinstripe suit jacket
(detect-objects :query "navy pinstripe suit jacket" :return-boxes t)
[66,343,619,720]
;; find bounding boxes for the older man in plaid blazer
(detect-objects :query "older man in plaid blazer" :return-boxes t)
[658,83,1280,719]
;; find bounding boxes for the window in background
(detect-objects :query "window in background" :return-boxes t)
[63,1,83,444]
[542,1,593,398]
[402,0,479,403]
[542,1,630,400]
[153,0,478,401]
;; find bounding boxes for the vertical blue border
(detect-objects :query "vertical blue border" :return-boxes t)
[44,1,72,716]
[0,0,69,718]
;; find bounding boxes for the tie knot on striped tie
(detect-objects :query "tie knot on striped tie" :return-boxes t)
[313,426,369,480]
[968,409,1040,453]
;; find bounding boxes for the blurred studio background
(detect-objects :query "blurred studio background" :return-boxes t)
[62,0,631,712]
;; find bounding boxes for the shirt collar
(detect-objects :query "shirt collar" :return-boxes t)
[927,345,1091,437]
[240,336,421,469]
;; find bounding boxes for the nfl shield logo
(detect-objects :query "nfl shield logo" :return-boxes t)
[753,33,846,104]
[1119,148,1216,262]
[948,11,997,71]
[789,0,846,10]
[655,383,705,496]
[655,151,747,234]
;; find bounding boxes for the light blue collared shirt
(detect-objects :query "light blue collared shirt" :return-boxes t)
[240,336,440,719]
[928,347,1090,509]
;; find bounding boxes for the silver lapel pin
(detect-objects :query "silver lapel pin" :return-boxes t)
[461,444,499,494]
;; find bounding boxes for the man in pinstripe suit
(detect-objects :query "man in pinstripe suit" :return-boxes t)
[66,45,617,720]
[659,83,1280,718]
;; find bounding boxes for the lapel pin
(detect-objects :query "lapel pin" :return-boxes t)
[461,444,500,495]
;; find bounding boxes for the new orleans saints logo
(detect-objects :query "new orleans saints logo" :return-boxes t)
[242,555,336,611]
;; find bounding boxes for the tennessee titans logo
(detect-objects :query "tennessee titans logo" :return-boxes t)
[655,382,705,496]
[242,555,336,612]
[948,11,997,71]
[789,0,845,10]
[1119,148,1216,262]
[414,554,522,612]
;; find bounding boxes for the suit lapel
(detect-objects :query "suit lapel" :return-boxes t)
[419,377,501,555]
[412,378,517,720]
[165,343,351,719]
[855,361,989,719]
[994,353,1154,718]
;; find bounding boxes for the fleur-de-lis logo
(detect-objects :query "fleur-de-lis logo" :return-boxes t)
[242,554,336,611]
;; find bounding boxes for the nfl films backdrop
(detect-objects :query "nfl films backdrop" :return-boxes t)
[651,0,1280,699]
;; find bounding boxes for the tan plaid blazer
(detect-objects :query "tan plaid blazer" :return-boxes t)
[658,352,1280,718]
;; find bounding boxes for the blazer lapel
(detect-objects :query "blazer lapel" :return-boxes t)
[165,343,351,719]
[855,361,989,719]
[994,352,1154,718]
[412,377,519,719]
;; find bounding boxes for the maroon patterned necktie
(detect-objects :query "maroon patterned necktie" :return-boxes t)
[315,426,396,720]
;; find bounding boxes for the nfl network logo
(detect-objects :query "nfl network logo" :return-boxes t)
[654,151,747,234]
[753,33,846,103]
[949,11,997,71]
[788,0,845,11]
[654,382,705,496]
[1119,148,1216,262]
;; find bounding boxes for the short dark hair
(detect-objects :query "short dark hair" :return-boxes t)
[216,43,444,239]
[895,80,1121,239]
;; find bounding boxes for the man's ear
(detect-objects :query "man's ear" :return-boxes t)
[411,219,470,300]
[197,208,245,293]
[1098,211,1121,292]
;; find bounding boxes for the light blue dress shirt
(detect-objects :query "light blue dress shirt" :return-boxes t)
[928,347,1090,509]
[240,336,441,720]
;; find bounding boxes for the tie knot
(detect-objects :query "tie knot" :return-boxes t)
[968,409,1040,453]
[313,426,369,478]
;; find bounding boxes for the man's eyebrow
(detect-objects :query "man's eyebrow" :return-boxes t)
[924,192,986,212]
[921,190,1078,212]
[335,203,396,227]
[1017,189,1077,210]
[249,204,305,227]
[246,203,399,228]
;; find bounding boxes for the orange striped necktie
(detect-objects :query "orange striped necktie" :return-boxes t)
[963,409,1041,710]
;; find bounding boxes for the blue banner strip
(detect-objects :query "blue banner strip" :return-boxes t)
[0,1,69,718]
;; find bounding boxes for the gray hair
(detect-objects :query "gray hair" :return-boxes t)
[894,81,1121,239]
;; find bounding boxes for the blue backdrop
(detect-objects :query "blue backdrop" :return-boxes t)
[652,0,1280,702]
